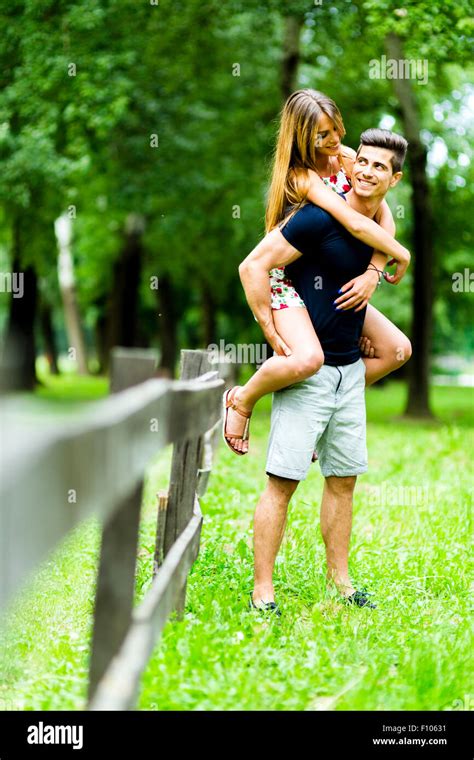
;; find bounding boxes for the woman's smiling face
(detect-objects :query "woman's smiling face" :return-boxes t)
[315,113,342,155]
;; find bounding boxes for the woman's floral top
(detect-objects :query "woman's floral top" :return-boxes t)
[270,168,351,309]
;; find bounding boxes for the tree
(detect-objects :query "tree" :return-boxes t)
[358,0,473,414]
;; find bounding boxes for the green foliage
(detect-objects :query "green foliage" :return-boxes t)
[0,0,472,357]
[361,0,474,62]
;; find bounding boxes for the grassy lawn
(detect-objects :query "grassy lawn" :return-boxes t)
[0,377,472,711]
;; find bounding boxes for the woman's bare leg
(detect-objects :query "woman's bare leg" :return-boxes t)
[361,304,412,386]
[226,307,323,453]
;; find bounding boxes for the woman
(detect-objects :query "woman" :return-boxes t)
[223,89,412,454]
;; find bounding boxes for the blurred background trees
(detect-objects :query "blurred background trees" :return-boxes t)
[0,0,472,416]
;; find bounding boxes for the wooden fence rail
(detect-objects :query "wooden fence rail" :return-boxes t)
[0,347,236,709]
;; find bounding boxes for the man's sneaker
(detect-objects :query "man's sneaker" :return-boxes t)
[343,589,377,609]
[248,592,282,617]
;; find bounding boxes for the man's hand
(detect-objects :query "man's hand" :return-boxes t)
[383,258,408,285]
[264,326,292,357]
[359,335,375,358]
[333,268,380,312]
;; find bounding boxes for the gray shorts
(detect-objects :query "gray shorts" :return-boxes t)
[265,359,368,481]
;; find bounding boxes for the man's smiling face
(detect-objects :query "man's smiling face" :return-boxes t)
[351,145,402,199]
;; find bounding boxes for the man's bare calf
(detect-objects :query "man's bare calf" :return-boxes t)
[252,475,298,605]
[320,475,357,597]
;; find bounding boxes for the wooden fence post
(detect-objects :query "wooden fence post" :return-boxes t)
[110,347,157,392]
[88,347,157,702]
[153,490,169,575]
[162,350,215,618]
[88,482,143,700]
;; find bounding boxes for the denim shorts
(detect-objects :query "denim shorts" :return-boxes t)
[265,359,368,481]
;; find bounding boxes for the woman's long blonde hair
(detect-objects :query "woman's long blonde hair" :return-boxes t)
[265,89,346,232]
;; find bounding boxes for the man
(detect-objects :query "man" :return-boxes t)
[239,129,409,614]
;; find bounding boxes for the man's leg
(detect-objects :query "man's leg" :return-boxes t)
[316,360,368,598]
[320,475,357,597]
[259,364,334,605]
[253,474,299,604]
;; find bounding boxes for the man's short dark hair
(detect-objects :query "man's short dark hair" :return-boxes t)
[357,128,408,173]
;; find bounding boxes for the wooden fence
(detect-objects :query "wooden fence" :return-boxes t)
[0,348,236,710]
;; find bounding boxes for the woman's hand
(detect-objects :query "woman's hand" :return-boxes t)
[264,325,292,356]
[383,257,409,285]
[333,268,380,312]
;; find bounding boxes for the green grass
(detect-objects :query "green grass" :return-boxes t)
[0,381,472,711]
[35,373,109,403]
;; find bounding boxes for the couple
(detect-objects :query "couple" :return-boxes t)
[222,89,412,613]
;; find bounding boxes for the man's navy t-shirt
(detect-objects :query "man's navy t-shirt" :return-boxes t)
[280,200,374,366]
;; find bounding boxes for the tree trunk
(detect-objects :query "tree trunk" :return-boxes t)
[1,220,38,391]
[385,33,434,418]
[39,299,59,375]
[156,273,178,377]
[56,215,89,375]
[94,300,109,375]
[281,15,303,100]
[106,214,144,359]
[60,281,88,374]
[201,283,216,348]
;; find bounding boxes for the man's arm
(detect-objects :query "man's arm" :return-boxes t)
[346,200,395,303]
[375,198,396,235]
[335,200,407,312]
[373,199,406,285]
[369,199,395,273]
[239,228,302,354]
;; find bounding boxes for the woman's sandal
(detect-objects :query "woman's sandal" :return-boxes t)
[222,386,252,456]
